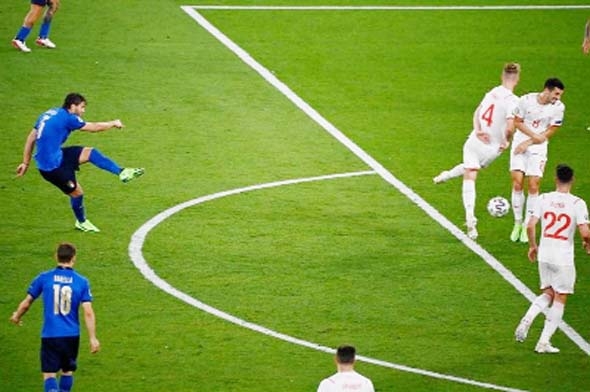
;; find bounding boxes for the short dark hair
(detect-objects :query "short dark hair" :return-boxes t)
[544,78,564,91]
[62,93,86,109]
[556,164,574,184]
[336,345,356,364]
[56,243,77,263]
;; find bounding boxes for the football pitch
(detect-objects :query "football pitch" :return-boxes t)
[2,1,590,391]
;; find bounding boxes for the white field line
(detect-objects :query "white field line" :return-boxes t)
[129,170,527,392]
[191,5,590,10]
[179,6,590,356]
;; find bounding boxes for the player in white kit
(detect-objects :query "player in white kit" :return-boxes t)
[509,78,565,243]
[317,345,374,392]
[433,63,520,239]
[514,164,590,353]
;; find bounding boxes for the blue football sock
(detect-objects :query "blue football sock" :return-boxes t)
[44,377,59,392]
[70,195,86,222]
[59,375,73,392]
[15,26,32,42]
[89,149,121,175]
[39,21,52,39]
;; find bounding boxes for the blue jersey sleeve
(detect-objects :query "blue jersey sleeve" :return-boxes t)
[27,273,45,299]
[67,113,86,131]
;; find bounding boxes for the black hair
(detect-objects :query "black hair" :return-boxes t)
[56,243,77,263]
[336,345,356,364]
[544,78,565,91]
[556,164,574,184]
[62,93,86,109]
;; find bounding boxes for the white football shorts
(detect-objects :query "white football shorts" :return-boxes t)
[509,150,546,178]
[538,262,576,294]
[462,135,501,170]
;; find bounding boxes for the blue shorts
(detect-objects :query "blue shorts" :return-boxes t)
[31,0,50,6]
[39,146,83,195]
[40,336,80,373]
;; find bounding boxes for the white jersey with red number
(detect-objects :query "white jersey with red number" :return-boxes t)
[534,191,589,266]
[470,85,519,149]
[317,371,375,392]
[511,93,565,155]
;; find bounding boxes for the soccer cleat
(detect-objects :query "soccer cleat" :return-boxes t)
[519,225,529,243]
[11,39,31,53]
[119,167,145,183]
[75,220,100,233]
[466,218,478,240]
[35,37,56,49]
[534,342,560,354]
[514,318,531,342]
[433,171,450,184]
[510,223,522,242]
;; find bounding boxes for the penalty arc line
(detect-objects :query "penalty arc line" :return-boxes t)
[179,6,590,356]
[129,170,527,392]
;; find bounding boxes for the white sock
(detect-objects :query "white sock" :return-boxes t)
[538,301,565,344]
[511,190,525,224]
[523,193,539,226]
[447,164,465,179]
[462,179,476,222]
[522,293,552,324]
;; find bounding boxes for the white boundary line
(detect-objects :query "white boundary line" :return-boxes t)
[191,5,590,10]
[179,5,590,355]
[129,170,527,392]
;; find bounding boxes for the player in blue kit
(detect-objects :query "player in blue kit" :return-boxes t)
[16,92,144,232]
[12,0,60,53]
[10,243,100,392]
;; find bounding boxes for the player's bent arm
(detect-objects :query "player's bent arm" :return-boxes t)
[10,294,35,325]
[80,120,124,133]
[16,129,37,176]
[515,117,546,144]
[472,105,482,133]
[82,302,100,353]
[540,125,559,141]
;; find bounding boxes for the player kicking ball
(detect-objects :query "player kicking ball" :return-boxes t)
[16,92,144,232]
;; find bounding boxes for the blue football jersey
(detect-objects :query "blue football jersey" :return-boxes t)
[33,108,86,171]
[27,267,93,338]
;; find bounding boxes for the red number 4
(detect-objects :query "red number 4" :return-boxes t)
[481,104,495,127]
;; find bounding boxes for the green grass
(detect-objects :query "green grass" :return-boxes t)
[2,1,590,391]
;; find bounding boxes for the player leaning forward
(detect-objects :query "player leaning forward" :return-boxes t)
[515,164,590,353]
[509,78,565,243]
[433,62,520,239]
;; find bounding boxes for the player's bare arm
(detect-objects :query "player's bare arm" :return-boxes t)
[9,295,34,326]
[80,119,124,132]
[82,302,100,353]
[583,19,590,55]
[526,217,539,261]
[514,117,546,143]
[16,129,37,177]
[579,223,590,254]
